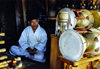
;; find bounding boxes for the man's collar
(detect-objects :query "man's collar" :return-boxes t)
[34,24,40,33]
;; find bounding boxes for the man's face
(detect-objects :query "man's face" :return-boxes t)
[30,19,39,29]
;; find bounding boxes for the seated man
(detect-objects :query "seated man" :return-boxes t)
[9,16,47,63]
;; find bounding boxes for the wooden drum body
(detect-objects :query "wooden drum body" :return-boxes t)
[59,28,100,61]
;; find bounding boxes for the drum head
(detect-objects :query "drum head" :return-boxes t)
[59,30,85,61]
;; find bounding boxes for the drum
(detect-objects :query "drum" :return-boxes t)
[55,8,76,36]
[59,30,86,61]
[83,28,100,55]
[59,28,100,61]
[90,10,100,28]
[75,9,94,28]
[58,12,69,22]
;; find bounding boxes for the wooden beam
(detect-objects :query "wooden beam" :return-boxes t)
[22,0,27,27]
[45,0,48,16]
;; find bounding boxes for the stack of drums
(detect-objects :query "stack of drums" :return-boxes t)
[75,9,94,28]
[58,8,100,61]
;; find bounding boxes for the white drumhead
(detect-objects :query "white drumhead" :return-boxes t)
[59,30,86,61]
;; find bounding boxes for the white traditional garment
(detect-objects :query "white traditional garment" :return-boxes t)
[9,24,47,62]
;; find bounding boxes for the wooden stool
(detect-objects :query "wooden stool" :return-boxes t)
[59,55,100,69]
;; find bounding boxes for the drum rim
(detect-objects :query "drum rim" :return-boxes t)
[59,30,85,61]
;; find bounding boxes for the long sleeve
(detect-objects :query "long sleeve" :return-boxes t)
[35,31,47,52]
[18,29,29,50]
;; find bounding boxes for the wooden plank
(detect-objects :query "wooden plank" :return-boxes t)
[0,64,8,69]
[0,48,6,53]
[50,34,63,69]
[50,35,58,69]
[0,33,5,36]
[0,60,11,65]
[0,56,7,60]
[74,55,100,66]
[48,17,56,20]
[0,41,5,44]
[59,55,100,67]
[59,56,74,66]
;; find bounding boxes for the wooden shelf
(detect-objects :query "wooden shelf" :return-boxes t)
[48,17,56,20]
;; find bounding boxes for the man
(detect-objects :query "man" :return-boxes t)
[9,16,47,63]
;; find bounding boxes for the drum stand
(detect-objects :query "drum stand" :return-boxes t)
[59,55,100,69]
[57,27,100,69]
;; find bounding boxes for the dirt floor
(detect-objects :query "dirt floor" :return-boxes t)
[22,58,49,69]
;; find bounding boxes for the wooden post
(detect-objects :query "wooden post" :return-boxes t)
[22,0,27,27]
[50,34,63,69]
[45,0,48,16]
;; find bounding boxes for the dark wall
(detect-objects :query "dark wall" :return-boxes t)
[0,0,17,50]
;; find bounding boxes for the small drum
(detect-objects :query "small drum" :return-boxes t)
[74,9,94,28]
[55,8,76,36]
[58,12,69,22]
[90,10,100,28]
[59,28,100,61]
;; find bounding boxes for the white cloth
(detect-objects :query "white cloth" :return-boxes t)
[9,24,47,62]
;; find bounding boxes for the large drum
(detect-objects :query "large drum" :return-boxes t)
[90,10,100,28]
[75,9,94,28]
[59,28,100,61]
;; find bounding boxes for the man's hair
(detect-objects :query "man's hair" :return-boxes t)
[27,10,40,21]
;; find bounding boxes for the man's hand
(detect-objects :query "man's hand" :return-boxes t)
[26,47,37,55]
[29,48,37,55]
[26,47,32,53]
